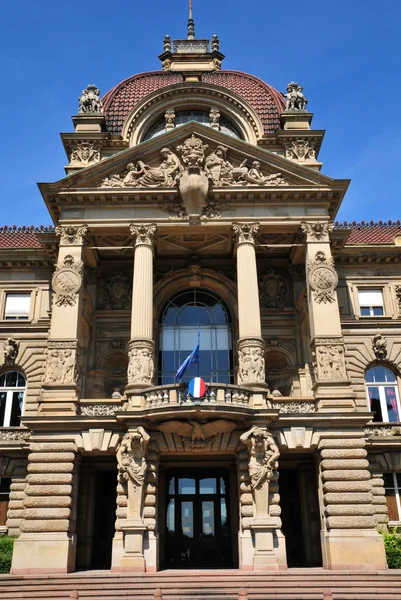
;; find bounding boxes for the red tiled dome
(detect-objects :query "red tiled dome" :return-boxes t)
[102,70,286,137]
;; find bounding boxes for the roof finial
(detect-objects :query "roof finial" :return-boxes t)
[188,0,195,39]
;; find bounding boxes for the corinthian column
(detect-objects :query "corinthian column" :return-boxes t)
[232,223,265,387]
[127,224,157,391]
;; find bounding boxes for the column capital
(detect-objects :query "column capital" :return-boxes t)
[232,222,259,246]
[55,224,88,246]
[300,221,333,243]
[130,224,157,247]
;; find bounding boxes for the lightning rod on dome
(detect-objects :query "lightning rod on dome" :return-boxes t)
[188,0,195,40]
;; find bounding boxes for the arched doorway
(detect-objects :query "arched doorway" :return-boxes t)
[158,289,233,385]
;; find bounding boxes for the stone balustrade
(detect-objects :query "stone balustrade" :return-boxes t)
[144,383,254,408]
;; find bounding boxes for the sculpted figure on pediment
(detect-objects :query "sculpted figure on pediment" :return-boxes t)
[78,84,103,114]
[101,149,181,188]
[177,134,208,169]
[205,145,235,186]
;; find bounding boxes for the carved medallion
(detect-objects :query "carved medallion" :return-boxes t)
[103,273,131,310]
[307,251,338,304]
[52,255,83,307]
[259,270,289,308]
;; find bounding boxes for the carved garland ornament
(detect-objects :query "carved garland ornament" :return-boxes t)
[271,402,316,413]
[307,251,338,304]
[52,255,83,307]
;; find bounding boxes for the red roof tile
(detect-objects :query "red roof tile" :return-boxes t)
[0,226,53,249]
[102,70,286,137]
[335,221,401,244]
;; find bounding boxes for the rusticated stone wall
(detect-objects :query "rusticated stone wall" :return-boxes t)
[21,442,77,534]
[269,470,281,524]
[237,447,253,529]
[6,461,27,536]
[319,436,375,529]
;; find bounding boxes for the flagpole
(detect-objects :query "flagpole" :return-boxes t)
[197,322,200,378]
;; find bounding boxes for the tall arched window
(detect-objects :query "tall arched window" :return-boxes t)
[366,366,400,422]
[159,290,233,385]
[0,371,25,426]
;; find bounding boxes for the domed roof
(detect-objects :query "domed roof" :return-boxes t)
[102,70,286,137]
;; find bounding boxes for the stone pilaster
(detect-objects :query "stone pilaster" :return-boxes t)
[239,426,287,571]
[318,435,387,569]
[11,441,78,574]
[232,223,266,390]
[301,221,354,410]
[127,225,157,394]
[40,225,88,415]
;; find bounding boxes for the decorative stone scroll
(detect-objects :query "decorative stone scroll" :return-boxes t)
[78,84,103,114]
[240,426,279,489]
[301,221,334,243]
[232,222,259,246]
[313,338,347,381]
[69,142,100,167]
[117,428,150,489]
[127,340,154,386]
[55,225,88,246]
[372,334,387,360]
[238,338,265,385]
[3,338,19,365]
[307,251,338,304]
[286,139,315,162]
[52,254,83,307]
[100,135,289,191]
[284,82,308,111]
[44,344,78,385]
[259,269,289,308]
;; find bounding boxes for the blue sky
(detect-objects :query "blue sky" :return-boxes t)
[0,0,400,225]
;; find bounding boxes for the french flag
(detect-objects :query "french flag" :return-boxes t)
[188,377,207,399]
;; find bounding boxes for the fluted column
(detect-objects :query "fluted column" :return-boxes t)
[41,225,88,415]
[301,221,354,409]
[127,224,157,391]
[232,223,265,388]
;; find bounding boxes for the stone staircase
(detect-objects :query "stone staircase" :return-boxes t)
[0,569,401,600]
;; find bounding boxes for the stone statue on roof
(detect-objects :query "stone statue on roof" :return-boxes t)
[285,82,308,111]
[78,84,103,114]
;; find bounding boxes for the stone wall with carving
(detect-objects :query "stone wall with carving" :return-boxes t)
[344,335,401,409]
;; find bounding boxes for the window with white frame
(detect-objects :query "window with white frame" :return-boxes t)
[366,366,400,422]
[0,371,25,426]
[358,289,384,316]
[4,293,31,320]
[384,473,401,522]
[0,477,11,526]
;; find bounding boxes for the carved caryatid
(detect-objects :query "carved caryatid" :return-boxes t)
[157,419,236,449]
[55,225,88,246]
[78,84,103,114]
[240,426,279,489]
[44,347,78,385]
[117,428,150,488]
[232,222,259,246]
[3,338,19,365]
[52,254,83,307]
[284,82,308,111]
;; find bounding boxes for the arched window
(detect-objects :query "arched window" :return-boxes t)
[0,371,25,426]
[159,290,233,385]
[143,110,242,141]
[366,366,400,422]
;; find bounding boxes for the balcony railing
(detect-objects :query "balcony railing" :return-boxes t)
[144,383,254,409]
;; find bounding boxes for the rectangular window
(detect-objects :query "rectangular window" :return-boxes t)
[4,293,31,320]
[384,473,401,522]
[358,289,384,316]
[0,477,11,527]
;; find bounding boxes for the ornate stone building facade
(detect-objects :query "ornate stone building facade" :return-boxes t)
[0,21,400,575]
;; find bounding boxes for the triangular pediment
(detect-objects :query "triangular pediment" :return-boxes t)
[40,121,345,193]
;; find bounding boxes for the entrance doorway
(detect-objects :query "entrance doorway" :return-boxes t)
[164,468,233,568]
